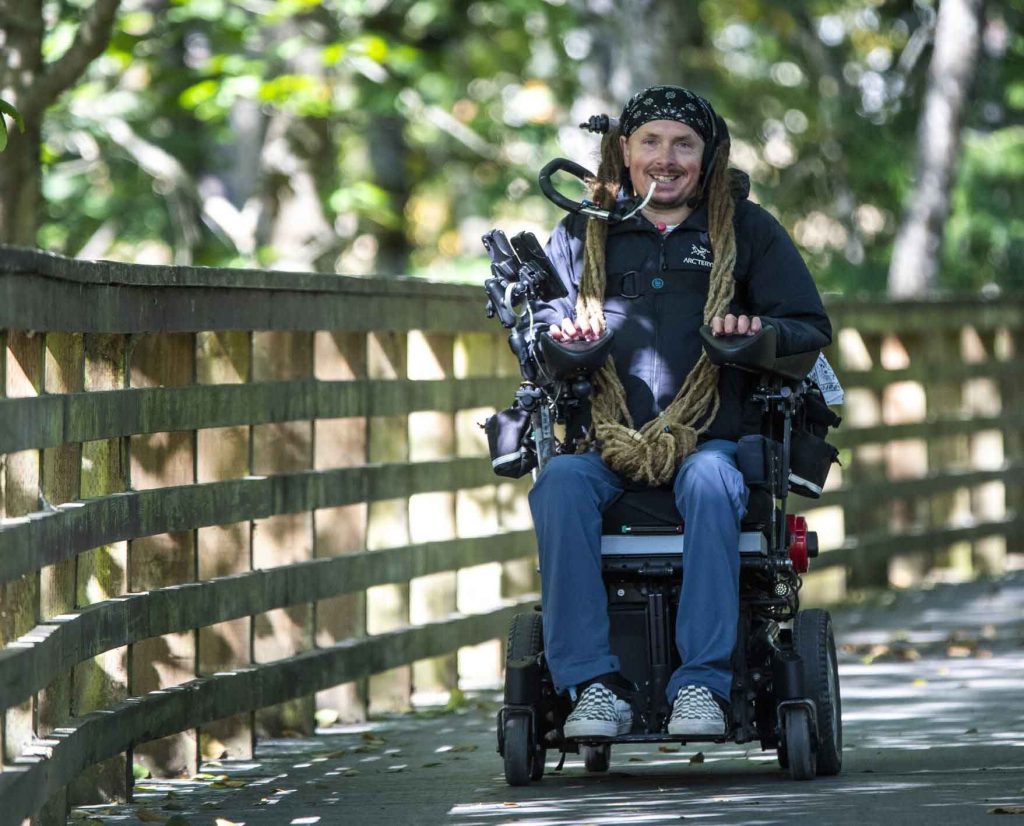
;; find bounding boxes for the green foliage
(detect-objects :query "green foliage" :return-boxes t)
[0,98,25,152]
[24,0,1024,294]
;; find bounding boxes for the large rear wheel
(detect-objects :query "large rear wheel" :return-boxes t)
[794,609,843,776]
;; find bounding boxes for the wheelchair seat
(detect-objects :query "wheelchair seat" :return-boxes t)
[599,487,774,572]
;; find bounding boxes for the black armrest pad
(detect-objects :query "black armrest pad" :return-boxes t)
[699,325,777,372]
[699,325,818,381]
[536,330,615,380]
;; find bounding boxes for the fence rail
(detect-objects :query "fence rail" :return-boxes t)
[1,245,1022,825]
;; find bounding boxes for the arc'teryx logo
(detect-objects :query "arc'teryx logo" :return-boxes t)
[682,243,713,268]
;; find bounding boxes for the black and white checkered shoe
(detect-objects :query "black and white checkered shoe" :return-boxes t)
[563,683,633,740]
[667,684,726,737]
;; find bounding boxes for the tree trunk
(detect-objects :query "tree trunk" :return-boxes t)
[0,0,44,245]
[583,0,708,105]
[0,0,120,244]
[367,114,412,276]
[887,0,983,297]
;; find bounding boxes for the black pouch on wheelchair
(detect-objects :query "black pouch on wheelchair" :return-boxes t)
[788,430,838,498]
[484,405,536,478]
[736,435,781,490]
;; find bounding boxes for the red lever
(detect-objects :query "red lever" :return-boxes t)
[786,514,809,573]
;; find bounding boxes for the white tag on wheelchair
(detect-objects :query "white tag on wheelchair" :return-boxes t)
[809,354,844,406]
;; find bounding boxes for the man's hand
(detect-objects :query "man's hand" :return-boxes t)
[548,314,605,342]
[711,314,761,337]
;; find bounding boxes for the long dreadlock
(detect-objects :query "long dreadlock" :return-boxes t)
[576,126,738,487]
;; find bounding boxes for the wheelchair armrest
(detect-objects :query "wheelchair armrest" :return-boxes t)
[699,324,819,382]
[536,330,615,381]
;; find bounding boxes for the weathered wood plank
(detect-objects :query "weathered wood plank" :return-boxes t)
[827,297,1024,334]
[831,413,1022,449]
[0,529,536,710]
[0,377,511,454]
[835,359,1018,392]
[811,514,1024,571]
[0,457,496,587]
[0,597,536,826]
[803,462,1024,512]
[0,272,492,335]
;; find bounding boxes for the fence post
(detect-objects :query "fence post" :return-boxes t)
[454,332,503,690]
[1003,321,1024,556]
[1,331,43,783]
[314,331,370,723]
[196,331,254,759]
[366,331,413,714]
[252,331,316,737]
[407,331,459,703]
[924,328,973,578]
[71,333,130,805]
[840,329,891,590]
[128,333,199,779]
[35,332,84,824]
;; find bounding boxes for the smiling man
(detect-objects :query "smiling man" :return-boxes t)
[528,85,832,740]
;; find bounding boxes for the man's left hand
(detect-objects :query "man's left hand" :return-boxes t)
[711,314,761,336]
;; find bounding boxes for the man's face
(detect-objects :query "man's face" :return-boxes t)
[620,119,705,210]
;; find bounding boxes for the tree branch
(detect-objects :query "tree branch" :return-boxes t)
[23,0,121,120]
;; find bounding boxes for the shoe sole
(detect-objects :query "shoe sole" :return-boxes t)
[564,719,632,740]
[667,719,725,737]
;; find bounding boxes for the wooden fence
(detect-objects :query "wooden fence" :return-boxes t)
[0,246,1021,824]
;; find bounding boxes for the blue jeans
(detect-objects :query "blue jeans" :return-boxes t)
[528,440,748,703]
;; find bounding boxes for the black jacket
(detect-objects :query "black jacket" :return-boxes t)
[533,193,832,442]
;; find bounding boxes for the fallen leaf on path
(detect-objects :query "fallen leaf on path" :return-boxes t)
[315,709,340,727]
[988,806,1024,814]
[658,746,680,753]
[449,744,478,752]
[628,756,645,762]
[912,678,928,687]
[135,810,167,823]
[690,752,705,764]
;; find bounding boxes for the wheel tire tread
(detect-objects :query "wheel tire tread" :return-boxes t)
[794,608,843,776]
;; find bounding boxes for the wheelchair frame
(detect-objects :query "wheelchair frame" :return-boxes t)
[496,328,843,785]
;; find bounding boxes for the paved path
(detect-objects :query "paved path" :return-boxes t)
[72,572,1024,825]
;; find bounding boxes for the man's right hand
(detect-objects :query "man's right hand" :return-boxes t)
[548,315,605,342]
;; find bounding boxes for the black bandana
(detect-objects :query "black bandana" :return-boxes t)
[619,85,715,144]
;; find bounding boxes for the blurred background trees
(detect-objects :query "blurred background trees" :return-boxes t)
[0,0,1021,295]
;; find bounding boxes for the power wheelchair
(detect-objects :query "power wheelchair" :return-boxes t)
[480,229,843,786]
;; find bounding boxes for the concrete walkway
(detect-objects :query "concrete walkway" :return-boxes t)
[71,571,1024,825]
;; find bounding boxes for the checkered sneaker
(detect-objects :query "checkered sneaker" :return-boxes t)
[668,684,726,737]
[563,683,633,740]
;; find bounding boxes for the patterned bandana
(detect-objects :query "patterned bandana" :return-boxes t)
[619,85,715,144]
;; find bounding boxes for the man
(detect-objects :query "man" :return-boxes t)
[528,85,832,740]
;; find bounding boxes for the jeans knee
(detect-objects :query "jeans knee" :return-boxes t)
[676,452,747,518]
